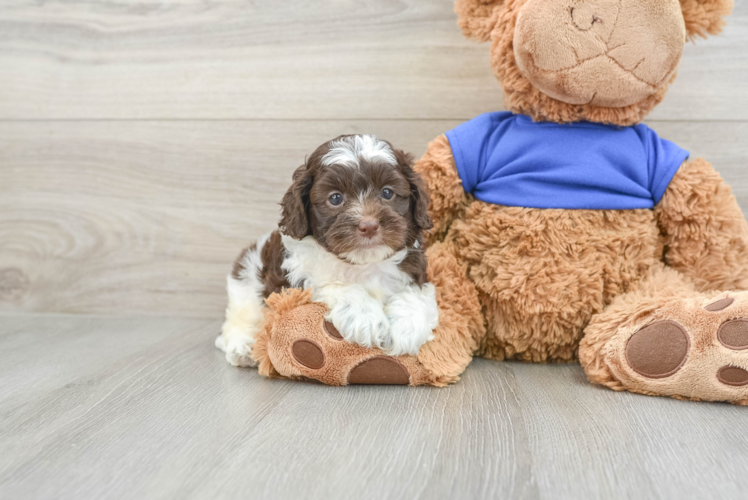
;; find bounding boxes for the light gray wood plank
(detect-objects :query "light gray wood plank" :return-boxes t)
[0,119,456,317]
[0,314,746,500]
[2,119,747,318]
[511,364,748,500]
[0,0,745,121]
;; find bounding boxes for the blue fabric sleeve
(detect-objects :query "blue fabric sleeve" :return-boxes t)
[637,124,690,205]
[445,112,509,195]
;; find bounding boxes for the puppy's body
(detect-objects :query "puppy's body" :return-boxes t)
[217,135,439,367]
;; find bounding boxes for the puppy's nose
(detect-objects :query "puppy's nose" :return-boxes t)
[358,219,380,238]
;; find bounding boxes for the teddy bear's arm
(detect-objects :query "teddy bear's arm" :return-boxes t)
[654,158,748,292]
[413,134,472,244]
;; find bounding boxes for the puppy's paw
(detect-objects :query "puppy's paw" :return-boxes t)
[215,333,257,368]
[383,284,439,356]
[383,314,436,356]
[328,298,390,350]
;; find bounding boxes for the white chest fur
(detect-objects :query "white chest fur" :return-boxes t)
[280,234,412,301]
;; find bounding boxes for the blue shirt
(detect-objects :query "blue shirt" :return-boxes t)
[445,112,690,210]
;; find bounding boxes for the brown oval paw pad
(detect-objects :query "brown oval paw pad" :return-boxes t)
[625,320,689,379]
[291,339,325,369]
[717,366,748,387]
[717,319,748,350]
[348,356,410,385]
[324,321,343,340]
[705,297,734,312]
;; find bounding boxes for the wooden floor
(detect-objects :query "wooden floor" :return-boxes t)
[1,313,747,500]
[2,1,748,499]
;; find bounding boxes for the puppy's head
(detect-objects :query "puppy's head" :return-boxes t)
[279,134,432,265]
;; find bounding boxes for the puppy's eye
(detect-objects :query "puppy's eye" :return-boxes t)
[328,193,344,206]
[381,188,394,200]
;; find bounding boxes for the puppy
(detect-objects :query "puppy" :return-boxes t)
[215,134,439,367]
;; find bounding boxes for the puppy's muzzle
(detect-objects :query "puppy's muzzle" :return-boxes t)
[358,218,380,239]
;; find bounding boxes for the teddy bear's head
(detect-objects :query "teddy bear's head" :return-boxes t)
[457,0,733,125]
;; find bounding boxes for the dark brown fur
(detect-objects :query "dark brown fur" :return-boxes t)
[259,231,291,297]
[230,233,290,299]
[231,244,255,281]
[278,135,432,285]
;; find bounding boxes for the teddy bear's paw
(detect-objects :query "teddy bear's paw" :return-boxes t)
[288,320,410,385]
[608,292,748,404]
[266,303,434,385]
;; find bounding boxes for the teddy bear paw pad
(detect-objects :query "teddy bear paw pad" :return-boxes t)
[348,356,410,385]
[704,297,734,311]
[717,319,748,350]
[291,339,325,369]
[324,321,343,340]
[716,366,748,386]
[625,320,689,379]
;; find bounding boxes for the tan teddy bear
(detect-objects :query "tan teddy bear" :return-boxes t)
[250,0,748,405]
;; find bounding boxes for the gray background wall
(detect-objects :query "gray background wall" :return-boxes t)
[1,0,747,319]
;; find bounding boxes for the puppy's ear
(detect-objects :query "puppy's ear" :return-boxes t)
[455,0,505,43]
[279,164,314,239]
[394,148,433,231]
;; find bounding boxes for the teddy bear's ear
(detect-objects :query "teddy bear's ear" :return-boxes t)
[680,0,734,40]
[455,0,505,42]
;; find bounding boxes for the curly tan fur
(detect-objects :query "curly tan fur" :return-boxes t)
[455,0,504,42]
[412,134,473,244]
[680,0,734,40]
[655,159,748,292]
[451,203,662,362]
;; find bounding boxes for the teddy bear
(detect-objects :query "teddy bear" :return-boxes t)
[249,0,748,405]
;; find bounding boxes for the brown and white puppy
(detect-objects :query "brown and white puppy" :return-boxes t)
[216,135,439,367]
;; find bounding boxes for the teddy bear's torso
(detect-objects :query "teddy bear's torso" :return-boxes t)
[441,113,691,362]
[447,201,663,362]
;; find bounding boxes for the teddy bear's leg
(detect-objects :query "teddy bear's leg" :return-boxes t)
[252,242,484,386]
[580,264,748,404]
